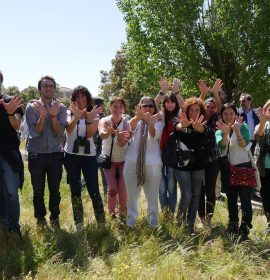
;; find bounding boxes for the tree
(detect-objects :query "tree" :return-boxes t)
[117,0,270,105]
[4,86,21,96]
[99,47,141,114]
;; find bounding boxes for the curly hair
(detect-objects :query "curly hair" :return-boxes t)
[71,85,93,112]
[182,97,206,120]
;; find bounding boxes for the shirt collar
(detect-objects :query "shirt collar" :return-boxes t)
[39,98,54,106]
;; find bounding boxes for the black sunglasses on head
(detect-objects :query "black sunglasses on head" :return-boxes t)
[142,104,154,108]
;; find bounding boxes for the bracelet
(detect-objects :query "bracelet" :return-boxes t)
[159,91,165,96]
[86,121,93,125]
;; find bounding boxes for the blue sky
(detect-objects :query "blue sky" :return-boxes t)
[0,0,126,96]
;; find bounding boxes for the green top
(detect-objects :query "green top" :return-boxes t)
[215,123,249,150]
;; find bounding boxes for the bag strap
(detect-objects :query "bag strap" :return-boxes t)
[108,118,122,160]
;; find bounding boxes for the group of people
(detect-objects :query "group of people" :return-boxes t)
[0,71,269,241]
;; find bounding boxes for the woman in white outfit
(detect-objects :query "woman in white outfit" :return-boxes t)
[124,96,163,228]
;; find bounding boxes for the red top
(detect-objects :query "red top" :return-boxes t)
[160,120,173,151]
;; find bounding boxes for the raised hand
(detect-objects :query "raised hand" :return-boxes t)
[158,77,169,94]
[171,78,181,94]
[192,115,205,132]
[104,121,116,136]
[216,120,231,135]
[0,95,23,114]
[256,107,270,123]
[47,101,61,117]
[232,115,243,132]
[211,79,223,95]
[116,129,131,142]
[70,101,85,119]
[197,80,210,99]
[85,105,102,121]
[133,105,144,120]
[33,100,48,117]
[179,112,192,128]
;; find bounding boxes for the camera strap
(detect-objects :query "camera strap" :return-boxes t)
[76,118,88,138]
[109,117,122,160]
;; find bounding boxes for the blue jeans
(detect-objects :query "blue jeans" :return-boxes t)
[64,153,105,224]
[175,169,204,226]
[159,167,177,213]
[0,155,20,231]
[28,152,62,221]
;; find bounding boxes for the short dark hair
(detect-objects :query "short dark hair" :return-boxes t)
[0,71,3,84]
[110,96,126,109]
[71,85,93,111]
[38,75,56,90]
[93,96,104,106]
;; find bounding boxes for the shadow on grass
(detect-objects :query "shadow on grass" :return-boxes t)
[0,226,37,279]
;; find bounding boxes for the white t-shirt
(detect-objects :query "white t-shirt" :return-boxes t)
[125,120,164,165]
[64,116,96,156]
[101,115,129,162]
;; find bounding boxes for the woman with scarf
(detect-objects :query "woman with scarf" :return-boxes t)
[124,97,163,228]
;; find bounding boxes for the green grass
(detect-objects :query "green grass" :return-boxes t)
[1,164,270,279]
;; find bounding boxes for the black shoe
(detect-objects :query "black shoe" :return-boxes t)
[251,191,262,202]
[239,223,250,239]
[50,219,60,230]
[227,222,239,234]
[37,218,48,228]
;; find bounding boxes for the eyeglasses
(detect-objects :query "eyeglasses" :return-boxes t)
[42,84,54,89]
[142,104,154,108]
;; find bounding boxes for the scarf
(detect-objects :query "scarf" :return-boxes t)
[136,120,148,186]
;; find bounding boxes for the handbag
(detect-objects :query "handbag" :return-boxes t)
[97,154,112,169]
[245,143,261,189]
[229,165,256,187]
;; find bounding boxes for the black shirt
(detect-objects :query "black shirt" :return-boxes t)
[173,117,206,171]
[0,94,23,152]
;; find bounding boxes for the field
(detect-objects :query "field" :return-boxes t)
[1,159,270,280]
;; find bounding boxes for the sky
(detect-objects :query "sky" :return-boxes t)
[0,0,126,96]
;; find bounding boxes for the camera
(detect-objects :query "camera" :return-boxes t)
[73,136,90,154]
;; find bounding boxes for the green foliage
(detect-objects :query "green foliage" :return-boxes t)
[99,46,142,115]
[4,86,21,96]
[117,0,270,105]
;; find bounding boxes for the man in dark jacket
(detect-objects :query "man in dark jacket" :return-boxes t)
[0,71,24,236]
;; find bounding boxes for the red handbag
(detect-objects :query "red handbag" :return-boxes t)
[229,165,256,187]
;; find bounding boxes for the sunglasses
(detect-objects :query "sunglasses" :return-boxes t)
[142,104,154,108]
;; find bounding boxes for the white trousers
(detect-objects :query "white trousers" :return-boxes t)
[123,161,162,227]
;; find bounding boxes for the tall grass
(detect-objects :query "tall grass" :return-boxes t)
[0,165,269,279]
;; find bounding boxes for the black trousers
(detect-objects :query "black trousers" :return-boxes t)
[28,152,63,221]
[260,169,270,224]
[226,185,253,227]
[198,159,219,218]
